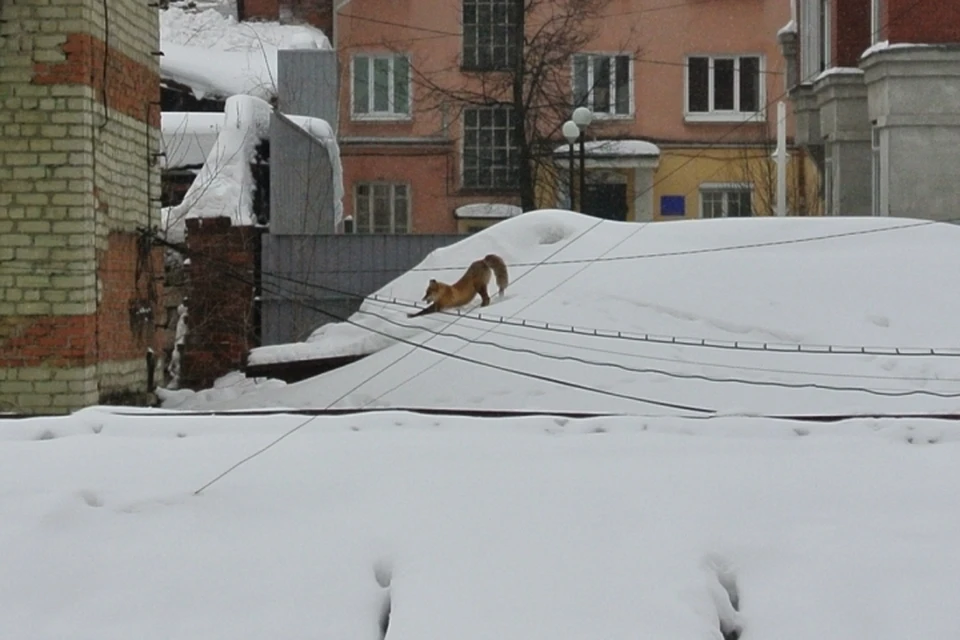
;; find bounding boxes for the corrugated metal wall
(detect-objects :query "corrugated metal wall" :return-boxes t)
[260,234,463,345]
[269,114,337,236]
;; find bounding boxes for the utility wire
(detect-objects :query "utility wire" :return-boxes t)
[142,221,960,358]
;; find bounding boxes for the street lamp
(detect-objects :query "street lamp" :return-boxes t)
[561,120,580,211]
[573,107,594,213]
[561,107,593,212]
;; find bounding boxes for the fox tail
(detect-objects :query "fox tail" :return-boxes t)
[483,254,509,295]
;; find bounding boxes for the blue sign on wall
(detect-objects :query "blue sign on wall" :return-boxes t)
[660,195,685,216]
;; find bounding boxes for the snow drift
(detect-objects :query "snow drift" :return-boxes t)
[1,408,959,639]
[225,211,960,416]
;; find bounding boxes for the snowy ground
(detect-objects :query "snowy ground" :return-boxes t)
[187,211,960,416]
[2,407,959,639]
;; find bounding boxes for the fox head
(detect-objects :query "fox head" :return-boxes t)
[422,278,441,303]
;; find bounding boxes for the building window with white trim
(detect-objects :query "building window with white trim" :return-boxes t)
[353,183,410,233]
[870,0,884,44]
[800,0,831,79]
[462,105,519,190]
[462,0,519,71]
[686,55,763,122]
[573,53,633,117]
[352,54,411,118]
[699,184,753,218]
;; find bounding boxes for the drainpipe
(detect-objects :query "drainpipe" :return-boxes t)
[332,0,354,50]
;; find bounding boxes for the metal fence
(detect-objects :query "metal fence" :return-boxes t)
[260,233,463,345]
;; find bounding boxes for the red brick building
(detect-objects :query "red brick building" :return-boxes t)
[779,0,960,218]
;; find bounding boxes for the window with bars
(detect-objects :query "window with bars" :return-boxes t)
[700,185,753,218]
[572,54,632,117]
[352,54,411,118]
[462,0,519,70]
[462,106,519,190]
[353,183,410,233]
[686,55,763,121]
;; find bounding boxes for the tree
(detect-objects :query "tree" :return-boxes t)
[403,0,639,211]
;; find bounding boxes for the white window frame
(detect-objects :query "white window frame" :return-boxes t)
[870,0,884,45]
[462,0,518,71]
[352,182,411,233]
[820,0,832,71]
[684,54,765,123]
[351,53,412,120]
[460,105,518,190]
[699,182,754,218]
[571,52,634,119]
[800,0,831,81]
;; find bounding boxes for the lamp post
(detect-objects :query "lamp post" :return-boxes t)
[561,107,593,212]
[561,120,580,211]
[573,107,593,213]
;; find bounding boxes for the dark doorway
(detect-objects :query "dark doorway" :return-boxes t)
[582,182,628,221]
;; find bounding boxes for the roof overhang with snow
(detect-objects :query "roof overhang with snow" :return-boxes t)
[454,203,523,219]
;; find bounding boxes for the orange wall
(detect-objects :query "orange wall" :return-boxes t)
[337,0,793,143]
[336,0,795,230]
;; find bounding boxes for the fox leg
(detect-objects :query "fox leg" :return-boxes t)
[477,283,490,307]
[408,303,439,318]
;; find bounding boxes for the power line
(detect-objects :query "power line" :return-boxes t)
[348,215,614,408]
[155,229,713,414]
[4,212,948,276]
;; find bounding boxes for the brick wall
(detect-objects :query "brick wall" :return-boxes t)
[886,0,960,44]
[833,0,871,68]
[181,217,260,391]
[239,0,332,36]
[0,0,163,413]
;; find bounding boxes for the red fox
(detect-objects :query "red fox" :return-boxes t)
[408,253,509,318]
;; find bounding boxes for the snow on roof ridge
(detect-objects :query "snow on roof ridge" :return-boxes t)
[552,139,661,157]
[454,203,523,219]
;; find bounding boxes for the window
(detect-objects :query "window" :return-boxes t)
[352,54,410,118]
[820,0,831,70]
[800,0,831,80]
[462,0,519,70]
[353,183,410,233]
[573,54,632,117]
[699,184,753,218]
[686,55,762,122]
[462,106,518,190]
[870,0,884,44]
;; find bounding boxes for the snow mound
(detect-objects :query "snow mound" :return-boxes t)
[2,410,960,639]
[206,211,960,416]
[161,95,272,241]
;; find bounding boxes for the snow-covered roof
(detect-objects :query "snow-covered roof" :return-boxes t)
[860,40,936,60]
[160,112,224,168]
[777,19,797,36]
[161,95,273,242]
[160,1,331,100]
[229,211,960,416]
[813,66,865,83]
[553,139,661,157]
[454,203,523,219]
